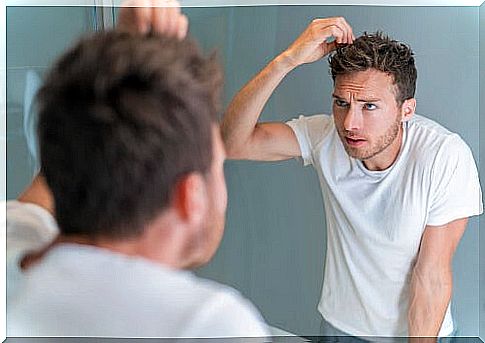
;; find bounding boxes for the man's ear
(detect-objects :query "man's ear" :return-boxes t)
[172,172,208,228]
[401,98,416,122]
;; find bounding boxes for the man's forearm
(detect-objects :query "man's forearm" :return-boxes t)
[408,266,452,341]
[17,174,55,215]
[221,53,295,157]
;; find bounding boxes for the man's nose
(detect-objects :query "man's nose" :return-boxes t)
[343,105,363,132]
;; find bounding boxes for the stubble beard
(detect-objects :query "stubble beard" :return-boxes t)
[340,114,402,161]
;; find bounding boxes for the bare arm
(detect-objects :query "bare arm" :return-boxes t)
[221,17,354,161]
[408,217,468,342]
[17,174,54,215]
[221,56,300,161]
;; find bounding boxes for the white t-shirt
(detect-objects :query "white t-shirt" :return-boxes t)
[286,114,483,337]
[6,200,270,339]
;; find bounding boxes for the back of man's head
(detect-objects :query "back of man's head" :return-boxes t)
[37,31,222,240]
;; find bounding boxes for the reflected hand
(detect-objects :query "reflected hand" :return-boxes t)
[281,17,355,68]
[117,0,189,40]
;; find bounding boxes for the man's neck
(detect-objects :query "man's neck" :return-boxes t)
[20,215,199,272]
[362,125,404,171]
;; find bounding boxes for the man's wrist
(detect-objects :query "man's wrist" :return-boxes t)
[271,51,298,75]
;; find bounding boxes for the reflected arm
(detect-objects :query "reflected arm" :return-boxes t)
[221,55,301,161]
[221,17,354,161]
[408,218,467,341]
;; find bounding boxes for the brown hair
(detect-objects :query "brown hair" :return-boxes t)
[329,31,417,105]
[37,30,222,239]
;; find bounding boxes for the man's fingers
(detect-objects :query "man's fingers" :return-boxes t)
[117,0,152,34]
[318,24,345,45]
[151,0,176,35]
[165,5,181,37]
[338,17,354,44]
[134,6,152,34]
[312,17,354,45]
[151,3,168,34]
[118,0,187,39]
[177,14,189,40]
[325,40,338,54]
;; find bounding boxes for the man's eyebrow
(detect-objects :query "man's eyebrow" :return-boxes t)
[356,98,381,103]
[332,93,381,102]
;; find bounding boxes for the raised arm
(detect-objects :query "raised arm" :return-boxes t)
[221,17,354,161]
[17,174,54,215]
[408,217,468,341]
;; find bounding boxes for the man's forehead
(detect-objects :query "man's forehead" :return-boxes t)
[333,70,396,97]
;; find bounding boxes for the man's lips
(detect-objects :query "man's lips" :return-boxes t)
[345,136,367,147]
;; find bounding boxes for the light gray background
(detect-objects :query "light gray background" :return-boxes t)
[6,7,93,199]
[6,4,484,338]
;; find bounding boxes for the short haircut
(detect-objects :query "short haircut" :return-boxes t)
[37,31,222,239]
[329,32,417,105]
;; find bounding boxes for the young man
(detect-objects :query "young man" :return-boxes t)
[7,10,269,338]
[222,18,482,339]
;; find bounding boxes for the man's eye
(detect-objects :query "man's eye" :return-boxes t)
[364,103,377,110]
[335,99,349,107]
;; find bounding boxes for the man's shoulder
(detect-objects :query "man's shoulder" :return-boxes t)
[287,113,333,127]
[10,247,269,337]
[184,274,265,319]
[6,200,59,259]
[286,113,335,146]
[407,114,468,152]
[408,114,458,140]
[181,276,269,337]
[6,200,57,231]
[120,264,269,337]
[133,267,268,336]
[407,114,475,168]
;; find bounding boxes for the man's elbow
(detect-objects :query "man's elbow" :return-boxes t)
[220,125,246,159]
[225,146,248,160]
[223,138,255,160]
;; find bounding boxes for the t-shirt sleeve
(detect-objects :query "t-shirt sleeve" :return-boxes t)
[183,288,271,340]
[6,201,59,259]
[285,114,332,167]
[6,201,59,304]
[426,135,483,226]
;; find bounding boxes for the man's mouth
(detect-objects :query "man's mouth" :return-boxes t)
[345,137,367,147]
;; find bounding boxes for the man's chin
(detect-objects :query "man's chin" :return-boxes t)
[344,146,371,160]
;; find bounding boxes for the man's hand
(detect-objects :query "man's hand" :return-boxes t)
[117,0,188,40]
[280,17,354,69]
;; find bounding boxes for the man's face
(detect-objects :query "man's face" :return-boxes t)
[198,126,228,264]
[332,68,404,169]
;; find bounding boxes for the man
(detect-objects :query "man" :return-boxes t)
[7,4,269,338]
[221,18,482,339]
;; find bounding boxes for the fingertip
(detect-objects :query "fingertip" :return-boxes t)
[177,14,189,40]
[140,22,150,34]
